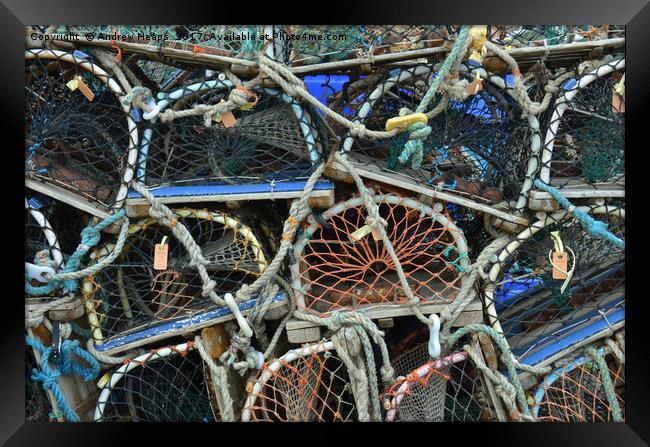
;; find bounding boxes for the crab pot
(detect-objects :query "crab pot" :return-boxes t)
[335,62,534,211]
[242,339,358,422]
[94,342,220,422]
[531,339,625,422]
[534,58,624,199]
[290,193,470,317]
[136,78,327,191]
[274,25,452,66]
[382,327,498,422]
[25,195,86,295]
[483,202,625,353]
[82,208,268,347]
[25,49,138,212]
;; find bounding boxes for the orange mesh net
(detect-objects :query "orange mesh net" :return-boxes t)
[243,341,357,421]
[532,349,624,422]
[382,342,493,421]
[293,195,468,316]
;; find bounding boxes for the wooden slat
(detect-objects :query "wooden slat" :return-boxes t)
[286,299,483,332]
[26,178,110,219]
[329,157,529,226]
[95,294,289,356]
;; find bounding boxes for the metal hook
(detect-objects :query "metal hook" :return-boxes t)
[25,262,55,284]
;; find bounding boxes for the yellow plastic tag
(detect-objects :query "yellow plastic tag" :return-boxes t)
[349,224,373,242]
[97,372,111,389]
[239,102,255,111]
[66,79,79,91]
[385,113,428,132]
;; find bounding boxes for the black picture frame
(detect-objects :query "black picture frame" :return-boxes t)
[3,1,647,444]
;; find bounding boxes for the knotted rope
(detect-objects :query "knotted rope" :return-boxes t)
[194,335,235,421]
[439,236,511,342]
[25,210,128,295]
[26,335,101,422]
[397,25,471,169]
[533,179,625,249]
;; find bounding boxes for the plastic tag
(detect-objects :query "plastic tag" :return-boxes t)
[221,111,237,128]
[97,372,111,389]
[66,79,79,91]
[349,224,373,242]
[153,239,169,271]
[75,76,95,102]
[552,252,568,279]
[385,113,428,132]
[466,73,483,96]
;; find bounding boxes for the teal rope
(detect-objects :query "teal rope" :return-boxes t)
[533,180,625,249]
[398,26,471,169]
[584,346,624,422]
[446,324,532,418]
[25,336,100,422]
[25,209,126,295]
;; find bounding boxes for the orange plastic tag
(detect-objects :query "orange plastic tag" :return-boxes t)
[216,100,237,128]
[552,252,568,279]
[75,76,95,102]
[466,78,483,96]
[221,111,237,128]
[611,88,624,113]
[153,243,169,270]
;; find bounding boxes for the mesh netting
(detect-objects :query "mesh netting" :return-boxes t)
[485,25,620,47]
[292,193,469,316]
[532,342,624,421]
[25,195,86,295]
[138,79,326,187]
[538,58,624,191]
[25,49,138,210]
[384,341,494,421]
[243,340,357,421]
[338,63,533,207]
[273,26,454,65]
[484,202,624,353]
[83,208,267,345]
[94,342,219,421]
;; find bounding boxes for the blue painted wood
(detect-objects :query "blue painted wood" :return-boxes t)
[515,296,624,366]
[95,292,287,352]
[127,180,334,199]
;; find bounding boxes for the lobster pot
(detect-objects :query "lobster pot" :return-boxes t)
[290,193,470,317]
[532,339,625,422]
[483,202,625,353]
[339,63,534,208]
[537,58,624,195]
[25,346,51,422]
[273,25,453,66]
[83,208,268,346]
[242,340,358,422]
[137,78,326,188]
[487,26,623,48]
[94,342,219,421]
[25,49,138,211]
[25,195,85,295]
[384,342,494,422]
